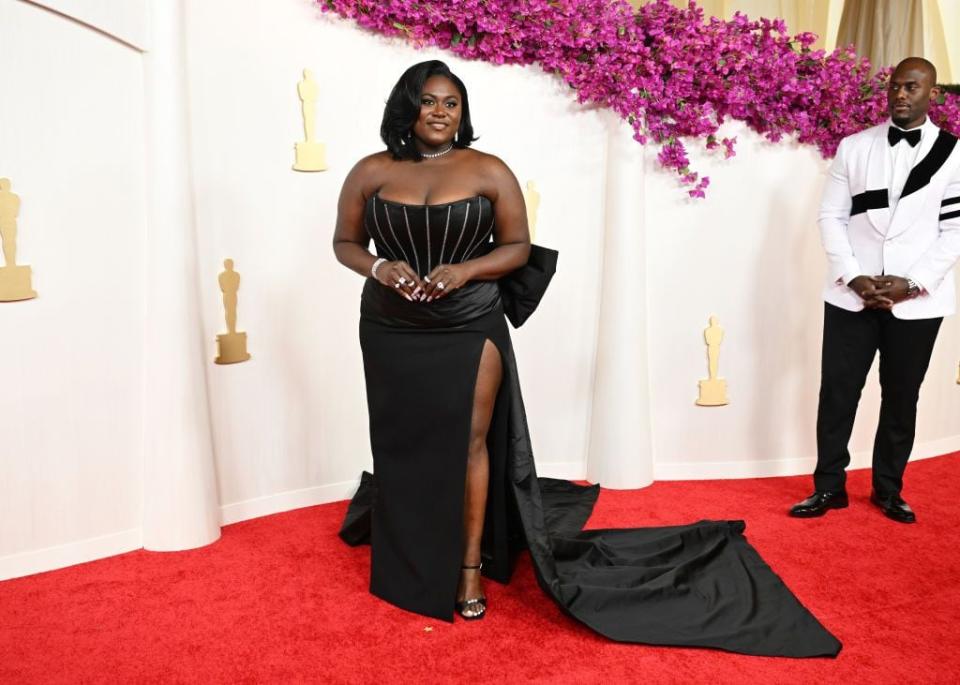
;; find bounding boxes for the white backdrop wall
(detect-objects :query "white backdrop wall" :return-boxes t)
[0,0,147,574]
[2,0,960,580]
[645,134,960,478]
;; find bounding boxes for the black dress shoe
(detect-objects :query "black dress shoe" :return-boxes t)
[789,491,849,518]
[870,492,916,524]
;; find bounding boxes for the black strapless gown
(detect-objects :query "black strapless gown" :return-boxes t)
[343,194,841,658]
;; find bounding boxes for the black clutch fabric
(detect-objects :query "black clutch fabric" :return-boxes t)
[498,244,558,328]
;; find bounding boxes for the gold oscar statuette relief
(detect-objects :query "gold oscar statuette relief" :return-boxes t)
[696,315,729,406]
[523,180,541,242]
[215,259,251,364]
[293,68,327,172]
[0,178,37,302]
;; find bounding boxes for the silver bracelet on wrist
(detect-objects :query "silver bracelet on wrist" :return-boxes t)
[906,278,921,298]
[371,257,387,280]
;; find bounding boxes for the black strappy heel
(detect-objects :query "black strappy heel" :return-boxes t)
[455,563,487,621]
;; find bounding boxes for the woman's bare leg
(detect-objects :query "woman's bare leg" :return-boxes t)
[457,339,502,616]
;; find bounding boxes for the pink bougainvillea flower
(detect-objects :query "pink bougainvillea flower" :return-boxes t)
[318,0,960,197]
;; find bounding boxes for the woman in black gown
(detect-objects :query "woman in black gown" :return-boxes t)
[333,60,525,620]
[335,60,842,656]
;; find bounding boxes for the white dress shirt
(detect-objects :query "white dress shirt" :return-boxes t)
[888,118,936,212]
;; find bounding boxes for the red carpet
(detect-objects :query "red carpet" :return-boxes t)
[3,454,960,684]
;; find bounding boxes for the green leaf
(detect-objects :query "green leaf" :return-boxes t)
[451,32,462,46]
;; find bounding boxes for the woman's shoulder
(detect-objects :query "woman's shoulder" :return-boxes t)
[344,151,395,191]
[461,146,501,164]
[351,150,394,173]
[461,147,514,177]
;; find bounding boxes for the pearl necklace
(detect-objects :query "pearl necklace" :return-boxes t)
[420,144,454,159]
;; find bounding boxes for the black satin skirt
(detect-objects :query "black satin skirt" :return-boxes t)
[346,277,841,657]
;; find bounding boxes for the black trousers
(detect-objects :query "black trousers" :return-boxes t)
[815,302,942,496]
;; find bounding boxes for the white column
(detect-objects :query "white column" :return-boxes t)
[141,0,221,550]
[585,114,655,489]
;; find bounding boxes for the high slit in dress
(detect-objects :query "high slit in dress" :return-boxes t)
[343,193,842,658]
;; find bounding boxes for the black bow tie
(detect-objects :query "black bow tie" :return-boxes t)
[888,127,921,147]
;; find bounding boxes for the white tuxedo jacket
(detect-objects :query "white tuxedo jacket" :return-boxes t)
[819,120,960,319]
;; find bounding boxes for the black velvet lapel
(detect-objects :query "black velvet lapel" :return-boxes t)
[851,189,889,216]
[900,130,958,200]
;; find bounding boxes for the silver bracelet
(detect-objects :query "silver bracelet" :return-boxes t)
[371,257,387,280]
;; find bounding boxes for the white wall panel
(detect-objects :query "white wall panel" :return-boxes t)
[23,0,150,50]
[0,0,146,564]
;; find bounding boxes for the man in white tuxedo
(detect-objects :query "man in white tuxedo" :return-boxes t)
[791,57,960,523]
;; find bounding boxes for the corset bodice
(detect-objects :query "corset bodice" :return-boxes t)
[364,194,495,278]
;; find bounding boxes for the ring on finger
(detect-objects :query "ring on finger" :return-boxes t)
[399,277,407,285]
[437,281,445,290]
